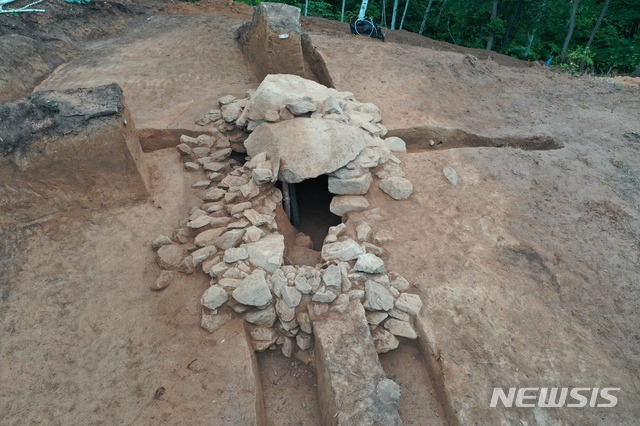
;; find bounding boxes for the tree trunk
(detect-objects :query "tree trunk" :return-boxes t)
[418,0,434,35]
[341,0,346,22]
[399,0,410,30]
[524,0,547,58]
[391,0,400,29]
[486,0,499,50]
[561,0,581,61]
[585,0,610,52]
[358,0,369,19]
[500,0,523,53]
[304,0,308,16]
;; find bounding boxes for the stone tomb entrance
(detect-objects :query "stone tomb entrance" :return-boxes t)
[278,175,341,251]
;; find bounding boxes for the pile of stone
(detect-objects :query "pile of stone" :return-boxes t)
[152,74,423,360]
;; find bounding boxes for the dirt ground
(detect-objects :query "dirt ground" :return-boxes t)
[1,0,639,424]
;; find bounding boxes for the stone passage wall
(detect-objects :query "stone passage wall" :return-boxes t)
[235,2,307,81]
[0,84,149,226]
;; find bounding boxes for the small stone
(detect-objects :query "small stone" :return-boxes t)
[252,166,273,184]
[246,234,284,273]
[176,143,191,155]
[389,308,410,321]
[322,264,342,292]
[270,269,288,297]
[201,188,226,202]
[240,179,260,199]
[329,195,370,216]
[201,285,228,310]
[338,262,351,292]
[330,293,350,313]
[296,332,313,351]
[282,337,294,358]
[365,280,394,311]
[215,229,246,250]
[228,219,250,229]
[395,293,423,315]
[224,247,249,263]
[196,134,216,147]
[377,378,402,406]
[243,225,265,243]
[384,318,417,339]
[282,286,302,308]
[287,100,317,115]
[379,177,413,200]
[201,311,232,333]
[312,287,337,303]
[297,312,312,334]
[372,328,400,354]
[192,245,218,266]
[219,277,243,289]
[232,270,273,307]
[192,146,211,158]
[245,305,277,327]
[244,209,269,226]
[349,289,365,300]
[219,175,250,190]
[321,239,365,262]
[373,230,394,244]
[443,166,458,185]
[151,235,173,250]
[156,245,183,270]
[223,267,246,279]
[366,311,389,326]
[364,242,384,256]
[250,326,279,351]
[192,180,211,189]
[230,201,253,215]
[151,270,176,291]
[218,94,236,105]
[328,223,347,236]
[211,148,233,161]
[356,222,372,242]
[222,102,243,122]
[203,162,225,172]
[385,136,407,153]
[209,172,224,182]
[294,275,313,294]
[210,217,232,228]
[327,173,373,195]
[354,253,385,274]
[390,274,411,292]
[184,162,200,172]
[180,135,198,144]
[194,228,226,247]
[276,298,296,322]
[187,215,212,229]
[209,261,230,278]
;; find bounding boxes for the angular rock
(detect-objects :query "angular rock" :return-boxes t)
[232,270,273,307]
[282,285,302,308]
[294,275,313,294]
[394,293,423,316]
[365,280,394,311]
[321,239,365,262]
[151,235,173,250]
[296,332,313,351]
[322,264,342,292]
[379,177,413,200]
[195,228,226,247]
[377,378,402,406]
[372,328,400,354]
[297,312,313,334]
[246,234,284,273]
[327,173,373,195]
[219,175,249,189]
[276,298,296,322]
[287,100,316,115]
[187,215,212,229]
[245,305,277,327]
[200,311,232,333]
[270,269,288,297]
[356,222,372,242]
[388,308,411,322]
[282,337,294,358]
[215,229,246,250]
[184,162,200,172]
[244,209,269,226]
[156,245,183,270]
[366,311,389,326]
[201,187,226,202]
[192,245,218,266]
[312,287,337,303]
[201,285,228,310]
[354,253,385,274]
[383,318,417,339]
[329,195,369,216]
[151,270,176,291]
[243,225,265,243]
[224,247,249,263]
[245,118,367,183]
[222,102,243,123]
[374,230,394,244]
[385,136,407,153]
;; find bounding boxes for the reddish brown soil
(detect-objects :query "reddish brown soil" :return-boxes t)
[1,1,639,424]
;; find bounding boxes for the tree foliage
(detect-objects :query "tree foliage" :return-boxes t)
[237,0,640,74]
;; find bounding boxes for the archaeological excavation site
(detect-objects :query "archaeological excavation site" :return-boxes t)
[1,1,639,425]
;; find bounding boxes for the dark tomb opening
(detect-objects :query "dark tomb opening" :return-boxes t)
[278,175,342,250]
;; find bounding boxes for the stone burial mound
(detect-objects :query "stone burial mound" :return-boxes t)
[0,83,149,227]
[152,74,423,423]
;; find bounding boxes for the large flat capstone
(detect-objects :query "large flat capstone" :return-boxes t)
[313,301,402,425]
[244,118,367,183]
